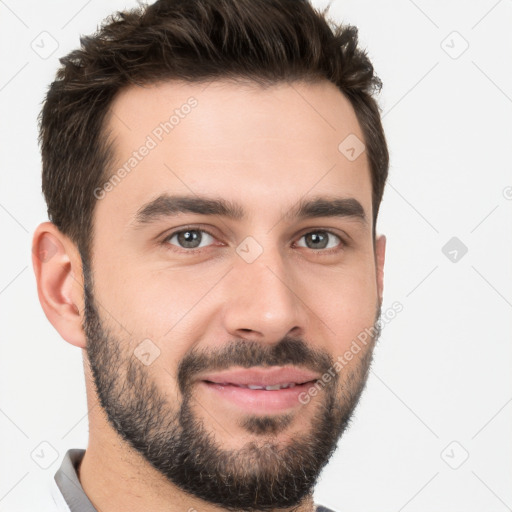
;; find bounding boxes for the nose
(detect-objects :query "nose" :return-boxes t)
[220,244,306,344]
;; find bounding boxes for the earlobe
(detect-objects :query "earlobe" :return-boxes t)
[375,234,386,303]
[32,222,87,348]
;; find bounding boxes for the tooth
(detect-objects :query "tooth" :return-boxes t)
[243,383,298,390]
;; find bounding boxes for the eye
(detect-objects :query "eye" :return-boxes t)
[295,230,343,251]
[164,228,216,250]
[162,227,345,255]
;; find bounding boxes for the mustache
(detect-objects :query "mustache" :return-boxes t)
[177,337,335,395]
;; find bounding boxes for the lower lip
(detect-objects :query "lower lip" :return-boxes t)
[199,381,317,413]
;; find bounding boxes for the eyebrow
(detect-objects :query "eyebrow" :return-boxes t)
[132,193,367,227]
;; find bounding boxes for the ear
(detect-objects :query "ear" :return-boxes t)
[32,222,86,348]
[375,234,386,303]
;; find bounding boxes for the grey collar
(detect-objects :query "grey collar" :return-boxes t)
[54,449,96,512]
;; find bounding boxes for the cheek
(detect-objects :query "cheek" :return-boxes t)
[92,258,223,369]
[304,262,378,347]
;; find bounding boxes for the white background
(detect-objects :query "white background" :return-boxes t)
[1,0,511,510]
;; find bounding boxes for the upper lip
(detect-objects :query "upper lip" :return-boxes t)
[199,366,320,387]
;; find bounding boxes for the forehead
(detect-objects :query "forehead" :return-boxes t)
[99,79,372,226]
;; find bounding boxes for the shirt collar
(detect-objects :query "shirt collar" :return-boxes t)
[54,449,97,512]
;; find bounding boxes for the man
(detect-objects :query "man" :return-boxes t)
[32,0,388,510]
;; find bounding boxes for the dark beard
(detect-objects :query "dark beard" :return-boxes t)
[83,267,379,511]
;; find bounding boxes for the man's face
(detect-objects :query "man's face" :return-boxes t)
[84,79,384,509]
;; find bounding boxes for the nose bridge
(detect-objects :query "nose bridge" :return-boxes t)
[221,239,304,341]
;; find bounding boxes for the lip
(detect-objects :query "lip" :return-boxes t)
[197,366,320,413]
[199,366,320,387]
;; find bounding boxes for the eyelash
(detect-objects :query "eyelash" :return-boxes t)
[161,226,347,256]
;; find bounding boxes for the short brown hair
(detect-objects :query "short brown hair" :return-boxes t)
[40,0,388,262]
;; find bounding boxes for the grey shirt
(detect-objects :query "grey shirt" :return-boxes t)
[54,449,337,512]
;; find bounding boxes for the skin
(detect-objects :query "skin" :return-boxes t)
[33,79,386,512]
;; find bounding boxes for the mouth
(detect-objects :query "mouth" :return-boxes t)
[197,366,320,413]
[205,382,303,390]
